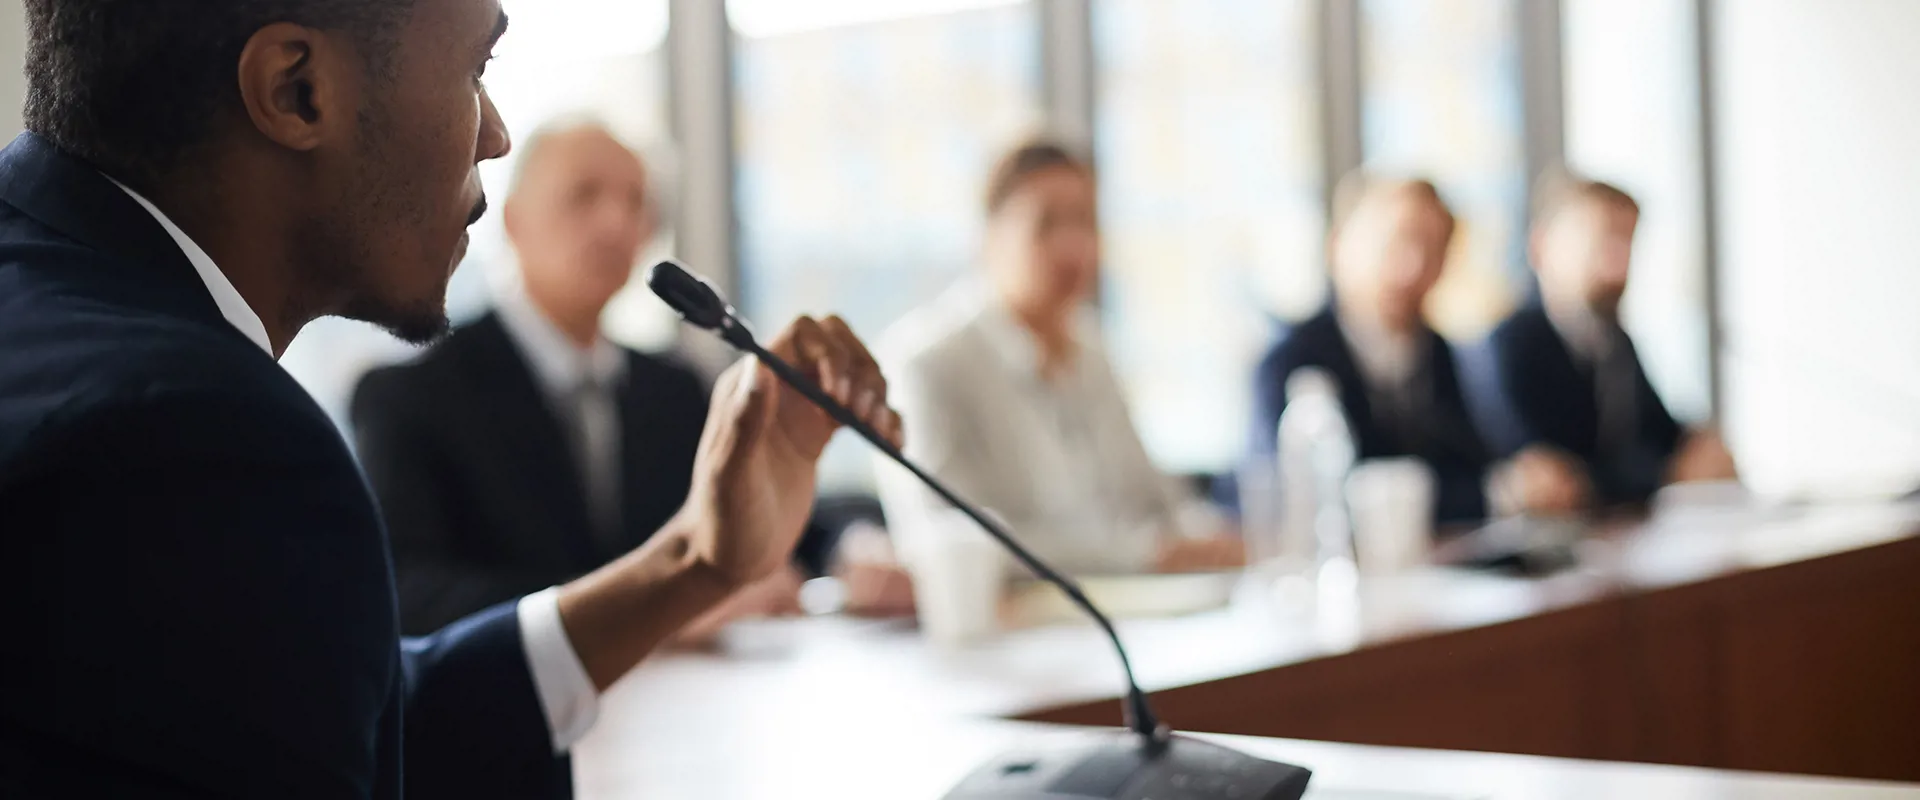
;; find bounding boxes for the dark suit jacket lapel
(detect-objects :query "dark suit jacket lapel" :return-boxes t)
[1310,309,1382,456]
[1535,310,1603,454]
[0,133,234,338]
[1419,331,1492,465]
[615,353,711,556]
[456,314,602,565]
[615,355,682,554]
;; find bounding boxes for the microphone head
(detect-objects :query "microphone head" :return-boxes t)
[647,260,730,331]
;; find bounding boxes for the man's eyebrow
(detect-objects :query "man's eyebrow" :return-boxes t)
[483,11,509,51]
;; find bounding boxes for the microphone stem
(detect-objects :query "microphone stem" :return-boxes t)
[739,337,1164,742]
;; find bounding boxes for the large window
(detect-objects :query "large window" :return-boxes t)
[729,0,1043,338]
[729,0,1042,489]
[280,0,673,428]
[469,0,676,347]
[267,0,1721,486]
[1359,0,1526,338]
[1562,0,1710,422]
[1092,0,1324,472]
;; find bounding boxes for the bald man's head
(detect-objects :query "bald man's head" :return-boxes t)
[503,120,656,332]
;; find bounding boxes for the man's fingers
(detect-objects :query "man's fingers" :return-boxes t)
[820,315,879,416]
[875,407,904,449]
[762,314,902,448]
[820,314,880,377]
[715,358,775,447]
[819,314,893,434]
[786,316,853,405]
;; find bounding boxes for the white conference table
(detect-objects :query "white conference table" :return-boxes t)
[571,500,1920,798]
[574,631,1920,799]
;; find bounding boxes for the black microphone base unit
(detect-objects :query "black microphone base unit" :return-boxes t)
[945,731,1311,800]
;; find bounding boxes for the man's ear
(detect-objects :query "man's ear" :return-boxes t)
[235,23,360,152]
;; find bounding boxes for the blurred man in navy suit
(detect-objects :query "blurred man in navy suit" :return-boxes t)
[1488,170,1737,508]
[1252,174,1588,526]
[0,2,901,797]
[353,120,913,637]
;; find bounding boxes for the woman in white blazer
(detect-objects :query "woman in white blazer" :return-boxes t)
[876,141,1244,579]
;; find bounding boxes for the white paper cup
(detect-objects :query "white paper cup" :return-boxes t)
[908,532,1006,647]
[1236,460,1285,567]
[1345,458,1436,574]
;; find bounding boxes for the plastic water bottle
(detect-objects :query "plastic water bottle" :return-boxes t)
[1276,368,1358,585]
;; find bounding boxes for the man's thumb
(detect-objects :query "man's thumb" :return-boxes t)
[731,360,779,444]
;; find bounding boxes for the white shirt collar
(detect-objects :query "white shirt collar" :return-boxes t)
[1336,312,1424,389]
[1544,300,1614,364]
[494,282,626,395]
[967,284,1103,386]
[109,179,274,356]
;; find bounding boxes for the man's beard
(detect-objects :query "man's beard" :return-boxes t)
[343,288,452,345]
[324,103,456,346]
[293,247,453,346]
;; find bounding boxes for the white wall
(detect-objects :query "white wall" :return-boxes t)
[0,2,24,142]
[1714,0,1920,498]
[1562,0,1712,424]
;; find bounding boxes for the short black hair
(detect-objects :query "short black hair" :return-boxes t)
[23,1,414,190]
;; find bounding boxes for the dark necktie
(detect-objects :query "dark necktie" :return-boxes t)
[566,373,624,551]
[1591,324,1640,455]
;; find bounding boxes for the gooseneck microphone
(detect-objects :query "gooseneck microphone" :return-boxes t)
[649,260,1310,800]
[650,260,1160,738]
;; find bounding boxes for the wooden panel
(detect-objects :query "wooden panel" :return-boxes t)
[1618,587,1723,768]
[1714,539,1920,781]
[1621,536,1920,780]
[1030,534,1920,781]
[1026,603,1641,762]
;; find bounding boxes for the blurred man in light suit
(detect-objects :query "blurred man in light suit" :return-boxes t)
[0,2,902,797]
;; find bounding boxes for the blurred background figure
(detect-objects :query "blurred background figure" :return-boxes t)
[1251,174,1586,527]
[1488,170,1738,510]
[877,141,1246,579]
[352,120,906,638]
[89,0,1905,556]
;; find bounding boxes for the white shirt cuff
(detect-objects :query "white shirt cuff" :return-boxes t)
[517,586,600,753]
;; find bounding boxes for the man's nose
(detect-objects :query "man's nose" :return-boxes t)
[477,89,512,163]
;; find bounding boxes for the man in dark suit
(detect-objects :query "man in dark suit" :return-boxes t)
[1489,171,1736,507]
[353,121,896,636]
[1252,175,1586,525]
[0,3,902,798]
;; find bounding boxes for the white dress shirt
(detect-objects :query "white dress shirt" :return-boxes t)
[876,283,1188,576]
[1338,316,1422,391]
[1336,310,1519,517]
[112,182,599,753]
[1337,315,1430,446]
[495,286,629,548]
[1547,302,1640,451]
[1546,302,1614,366]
